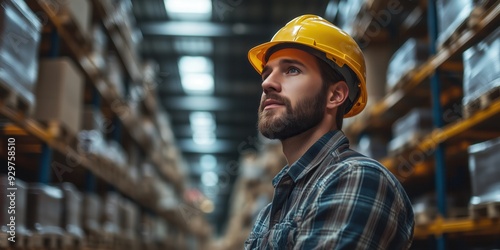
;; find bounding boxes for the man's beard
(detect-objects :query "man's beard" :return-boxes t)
[258,90,326,140]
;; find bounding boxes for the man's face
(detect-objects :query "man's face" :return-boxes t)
[258,48,326,140]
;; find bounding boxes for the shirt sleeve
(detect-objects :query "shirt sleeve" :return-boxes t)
[293,163,414,250]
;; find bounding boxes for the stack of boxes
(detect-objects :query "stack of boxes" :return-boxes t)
[0,0,189,248]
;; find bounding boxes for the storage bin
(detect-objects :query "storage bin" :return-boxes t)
[0,0,41,110]
[34,57,84,137]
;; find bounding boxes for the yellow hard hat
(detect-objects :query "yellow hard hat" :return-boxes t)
[248,14,367,117]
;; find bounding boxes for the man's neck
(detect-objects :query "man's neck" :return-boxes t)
[280,124,335,165]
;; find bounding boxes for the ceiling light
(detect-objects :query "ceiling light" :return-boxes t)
[190,112,215,130]
[164,0,212,21]
[181,73,214,94]
[200,154,217,169]
[190,112,216,145]
[201,171,219,186]
[179,56,214,94]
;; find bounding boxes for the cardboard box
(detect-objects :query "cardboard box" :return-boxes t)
[34,57,84,137]
[60,0,92,35]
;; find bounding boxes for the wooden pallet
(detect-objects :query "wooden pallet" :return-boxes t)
[40,120,78,147]
[463,85,500,118]
[27,233,64,249]
[0,80,34,116]
[470,201,500,219]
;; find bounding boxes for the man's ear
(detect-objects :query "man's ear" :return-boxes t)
[326,81,349,110]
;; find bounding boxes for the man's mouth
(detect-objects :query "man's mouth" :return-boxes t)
[262,99,285,110]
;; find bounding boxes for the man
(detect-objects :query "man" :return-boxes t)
[244,15,414,249]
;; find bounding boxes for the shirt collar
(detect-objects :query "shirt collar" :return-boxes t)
[271,130,349,186]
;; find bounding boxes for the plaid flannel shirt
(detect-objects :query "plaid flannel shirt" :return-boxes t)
[244,130,414,250]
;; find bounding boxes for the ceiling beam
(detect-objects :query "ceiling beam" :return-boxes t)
[139,21,278,37]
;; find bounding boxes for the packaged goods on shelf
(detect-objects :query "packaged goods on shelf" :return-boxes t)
[141,116,162,151]
[82,193,102,237]
[34,57,84,137]
[26,183,65,237]
[462,27,500,108]
[436,0,474,47]
[154,180,178,210]
[356,134,387,160]
[413,192,469,225]
[106,53,125,98]
[0,176,29,239]
[143,60,160,86]
[386,38,428,90]
[152,219,169,245]
[101,192,121,236]
[0,0,41,110]
[337,0,364,35]
[468,137,500,206]
[60,0,92,36]
[140,213,155,246]
[77,130,106,157]
[388,108,433,153]
[104,140,128,168]
[82,106,106,132]
[120,199,139,239]
[59,183,84,243]
[89,23,108,71]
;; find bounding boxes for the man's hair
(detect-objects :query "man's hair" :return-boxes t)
[315,57,352,130]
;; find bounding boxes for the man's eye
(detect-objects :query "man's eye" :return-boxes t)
[286,67,300,74]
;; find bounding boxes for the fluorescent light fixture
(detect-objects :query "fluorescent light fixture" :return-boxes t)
[201,171,219,186]
[179,56,214,94]
[181,73,214,93]
[179,56,213,73]
[190,112,216,145]
[190,112,215,130]
[164,0,212,20]
[200,154,217,169]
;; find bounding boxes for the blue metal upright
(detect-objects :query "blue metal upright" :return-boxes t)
[427,0,447,249]
[38,29,61,184]
[38,144,53,184]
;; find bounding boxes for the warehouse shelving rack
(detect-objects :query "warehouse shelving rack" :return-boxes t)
[345,0,500,249]
[0,0,211,246]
